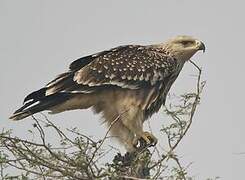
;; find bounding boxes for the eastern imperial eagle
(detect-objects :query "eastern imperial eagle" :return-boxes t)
[10,35,205,152]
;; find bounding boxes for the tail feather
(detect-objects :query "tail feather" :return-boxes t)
[9,111,33,121]
[23,88,47,104]
[10,89,72,121]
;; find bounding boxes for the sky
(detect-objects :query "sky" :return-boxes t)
[0,0,245,179]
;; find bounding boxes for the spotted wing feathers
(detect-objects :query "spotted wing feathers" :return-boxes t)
[73,45,177,89]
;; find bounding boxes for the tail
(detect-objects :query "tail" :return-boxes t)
[9,88,72,121]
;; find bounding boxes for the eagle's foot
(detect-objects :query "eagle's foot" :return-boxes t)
[134,131,158,149]
[141,131,158,146]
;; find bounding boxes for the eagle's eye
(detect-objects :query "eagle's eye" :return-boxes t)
[180,40,194,47]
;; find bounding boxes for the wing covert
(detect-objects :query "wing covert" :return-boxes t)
[73,45,177,89]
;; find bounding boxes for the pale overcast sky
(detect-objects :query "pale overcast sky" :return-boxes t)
[0,0,244,179]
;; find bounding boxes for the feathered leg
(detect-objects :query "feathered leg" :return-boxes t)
[110,121,136,152]
[120,106,157,149]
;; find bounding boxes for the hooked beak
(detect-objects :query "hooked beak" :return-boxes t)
[197,41,206,53]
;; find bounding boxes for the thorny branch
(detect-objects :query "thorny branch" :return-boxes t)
[0,62,207,179]
[148,60,205,179]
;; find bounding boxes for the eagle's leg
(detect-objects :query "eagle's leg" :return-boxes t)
[109,120,136,152]
[120,106,158,150]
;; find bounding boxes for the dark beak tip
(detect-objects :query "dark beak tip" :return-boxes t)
[199,42,206,53]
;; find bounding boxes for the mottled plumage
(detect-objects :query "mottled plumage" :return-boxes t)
[10,35,205,151]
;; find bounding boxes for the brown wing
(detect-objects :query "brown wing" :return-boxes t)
[73,45,177,89]
[44,45,178,112]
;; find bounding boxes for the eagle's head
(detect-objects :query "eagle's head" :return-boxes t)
[162,35,205,61]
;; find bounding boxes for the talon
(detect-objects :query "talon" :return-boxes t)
[143,131,158,147]
[133,132,158,149]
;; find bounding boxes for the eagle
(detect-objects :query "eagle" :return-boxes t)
[10,35,205,152]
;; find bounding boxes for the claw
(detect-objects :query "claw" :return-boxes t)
[133,132,158,149]
[143,131,158,146]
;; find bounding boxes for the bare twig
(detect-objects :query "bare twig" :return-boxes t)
[150,61,204,175]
